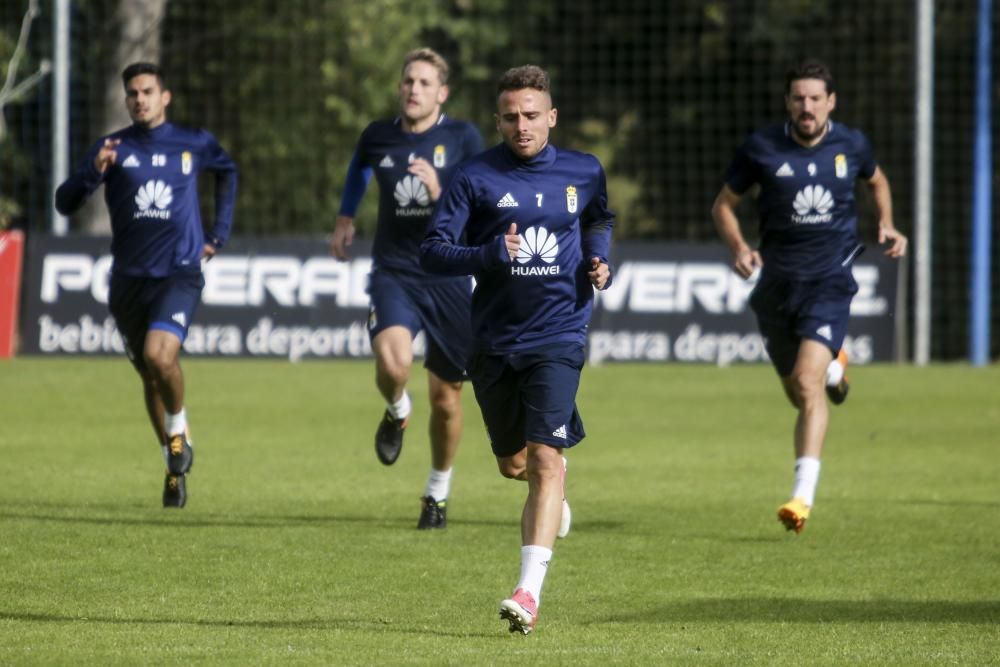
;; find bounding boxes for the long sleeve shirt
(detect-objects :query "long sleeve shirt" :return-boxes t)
[56,122,237,277]
[421,142,615,353]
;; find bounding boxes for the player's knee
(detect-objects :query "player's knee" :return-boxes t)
[526,445,562,480]
[143,347,177,378]
[788,370,823,406]
[429,387,462,418]
[373,330,414,379]
[376,356,411,386]
[497,458,523,479]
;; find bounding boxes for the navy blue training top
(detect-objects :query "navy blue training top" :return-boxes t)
[724,121,877,279]
[55,122,237,278]
[421,142,615,353]
[339,114,484,279]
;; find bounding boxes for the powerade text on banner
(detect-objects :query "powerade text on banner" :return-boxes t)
[22,237,899,364]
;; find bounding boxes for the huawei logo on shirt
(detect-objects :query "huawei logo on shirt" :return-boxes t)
[394,175,431,216]
[791,184,834,224]
[511,226,560,276]
[134,179,173,220]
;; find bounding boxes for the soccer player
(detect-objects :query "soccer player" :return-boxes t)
[421,65,614,634]
[711,59,907,534]
[329,48,484,529]
[55,63,237,508]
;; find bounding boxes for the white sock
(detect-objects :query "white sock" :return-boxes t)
[164,408,187,437]
[825,358,844,386]
[516,545,552,604]
[791,456,822,507]
[425,467,452,501]
[388,392,411,421]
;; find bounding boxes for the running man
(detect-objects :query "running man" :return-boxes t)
[55,62,238,508]
[711,59,907,534]
[421,64,615,633]
[330,48,484,529]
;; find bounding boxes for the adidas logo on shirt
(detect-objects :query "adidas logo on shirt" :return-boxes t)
[816,324,833,341]
[775,162,794,177]
[552,425,567,439]
[172,312,187,327]
[379,155,395,168]
[497,192,519,208]
[122,154,141,168]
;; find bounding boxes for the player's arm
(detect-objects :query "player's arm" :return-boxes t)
[583,220,613,290]
[54,138,117,215]
[201,132,238,259]
[711,184,762,279]
[331,150,373,260]
[581,163,615,290]
[866,167,907,258]
[420,172,510,275]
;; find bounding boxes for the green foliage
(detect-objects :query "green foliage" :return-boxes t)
[0,196,21,229]
[0,20,18,228]
[0,358,998,663]
[161,0,517,236]
[3,1,995,358]
[33,0,955,243]
[0,0,45,230]
[0,28,15,77]
[571,115,651,238]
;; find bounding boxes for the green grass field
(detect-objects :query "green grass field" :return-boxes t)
[1,358,997,665]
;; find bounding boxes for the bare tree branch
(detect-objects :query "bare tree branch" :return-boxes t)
[0,0,51,142]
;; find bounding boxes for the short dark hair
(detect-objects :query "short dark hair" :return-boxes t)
[121,62,166,89]
[497,65,550,96]
[785,59,834,95]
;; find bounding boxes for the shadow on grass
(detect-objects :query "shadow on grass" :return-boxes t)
[0,510,407,529]
[0,610,497,639]
[0,507,624,532]
[601,598,1000,625]
[894,498,1000,509]
[0,510,531,531]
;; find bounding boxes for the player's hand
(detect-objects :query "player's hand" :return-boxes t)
[504,223,520,261]
[330,215,355,260]
[408,158,441,201]
[879,225,908,259]
[733,246,763,280]
[94,138,121,173]
[588,257,610,290]
[201,243,217,261]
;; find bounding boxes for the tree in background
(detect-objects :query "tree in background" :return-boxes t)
[0,0,48,230]
[78,0,168,233]
[160,0,511,236]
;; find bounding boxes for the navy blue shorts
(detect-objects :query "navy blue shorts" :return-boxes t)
[108,269,204,372]
[749,269,857,377]
[468,343,586,458]
[366,270,472,383]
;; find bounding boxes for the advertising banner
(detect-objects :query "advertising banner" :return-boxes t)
[21,236,899,364]
[589,242,899,366]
